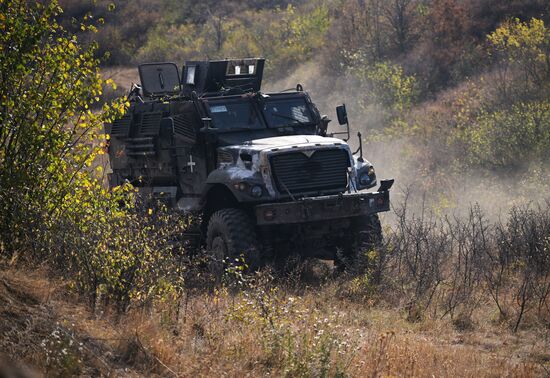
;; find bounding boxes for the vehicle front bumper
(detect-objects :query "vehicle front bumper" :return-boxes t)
[255,190,390,225]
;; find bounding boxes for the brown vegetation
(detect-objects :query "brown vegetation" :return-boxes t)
[1,252,548,376]
[2,200,550,376]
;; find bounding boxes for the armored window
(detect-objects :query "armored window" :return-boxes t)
[138,63,181,97]
[207,100,264,131]
[262,98,314,128]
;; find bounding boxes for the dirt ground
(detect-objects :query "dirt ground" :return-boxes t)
[0,269,143,377]
[1,266,549,377]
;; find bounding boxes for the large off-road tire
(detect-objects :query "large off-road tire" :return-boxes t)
[355,213,383,250]
[335,214,383,274]
[206,208,260,278]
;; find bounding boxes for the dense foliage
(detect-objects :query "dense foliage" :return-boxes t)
[1,0,549,312]
[0,0,188,310]
[58,0,548,86]
[0,0,117,254]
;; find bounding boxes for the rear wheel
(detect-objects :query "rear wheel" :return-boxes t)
[335,214,383,274]
[206,208,260,278]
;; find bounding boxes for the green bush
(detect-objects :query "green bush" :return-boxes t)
[488,18,550,102]
[136,4,330,75]
[0,0,190,312]
[454,101,550,169]
[0,0,125,257]
[45,182,191,311]
[344,57,418,128]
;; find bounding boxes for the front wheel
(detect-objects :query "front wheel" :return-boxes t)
[335,214,383,275]
[206,208,260,278]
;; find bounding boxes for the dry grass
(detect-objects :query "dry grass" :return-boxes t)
[1,266,548,377]
[3,201,549,376]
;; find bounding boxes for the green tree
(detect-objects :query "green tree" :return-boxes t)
[488,18,550,102]
[137,4,330,75]
[450,18,550,171]
[345,57,417,127]
[0,0,124,257]
[455,101,550,169]
[0,1,188,311]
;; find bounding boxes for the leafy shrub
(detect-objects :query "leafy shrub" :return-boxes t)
[136,23,205,63]
[136,4,330,76]
[0,0,125,258]
[0,0,192,313]
[488,18,550,102]
[344,58,418,128]
[454,100,550,169]
[45,181,191,312]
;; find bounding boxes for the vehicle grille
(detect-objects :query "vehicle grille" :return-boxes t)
[270,148,349,195]
[138,112,162,136]
[173,113,196,141]
[110,114,132,137]
[217,150,233,164]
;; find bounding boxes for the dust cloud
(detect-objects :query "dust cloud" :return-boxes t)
[265,62,550,220]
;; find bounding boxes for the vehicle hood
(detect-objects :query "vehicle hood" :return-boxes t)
[218,135,351,166]
[217,133,350,172]
[213,135,359,197]
[230,135,347,153]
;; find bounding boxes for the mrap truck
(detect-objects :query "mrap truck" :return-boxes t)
[105,58,393,273]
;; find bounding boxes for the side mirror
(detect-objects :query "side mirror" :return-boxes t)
[336,104,348,126]
[330,104,350,141]
[199,117,218,143]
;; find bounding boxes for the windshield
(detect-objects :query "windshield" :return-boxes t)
[208,101,264,130]
[262,98,314,128]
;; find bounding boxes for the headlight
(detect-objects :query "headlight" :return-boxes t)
[251,185,263,197]
[357,166,376,189]
[233,182,248,191]
[359,172,371,186]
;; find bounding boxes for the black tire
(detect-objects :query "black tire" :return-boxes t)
[335,214,383,273]
[206,208,260,278]
[355,213,383,250]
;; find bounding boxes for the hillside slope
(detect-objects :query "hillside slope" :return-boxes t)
[1,268,548,376]
[0,270,144,377]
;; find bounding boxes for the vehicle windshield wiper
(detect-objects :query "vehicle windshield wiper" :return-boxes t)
[268,112,307,126]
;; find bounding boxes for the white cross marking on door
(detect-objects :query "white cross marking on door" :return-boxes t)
[187,155,196,173]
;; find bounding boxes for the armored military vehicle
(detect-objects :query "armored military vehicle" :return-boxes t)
[105,58,393,272]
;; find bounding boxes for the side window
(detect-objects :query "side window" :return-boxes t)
[208,101,264,130]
